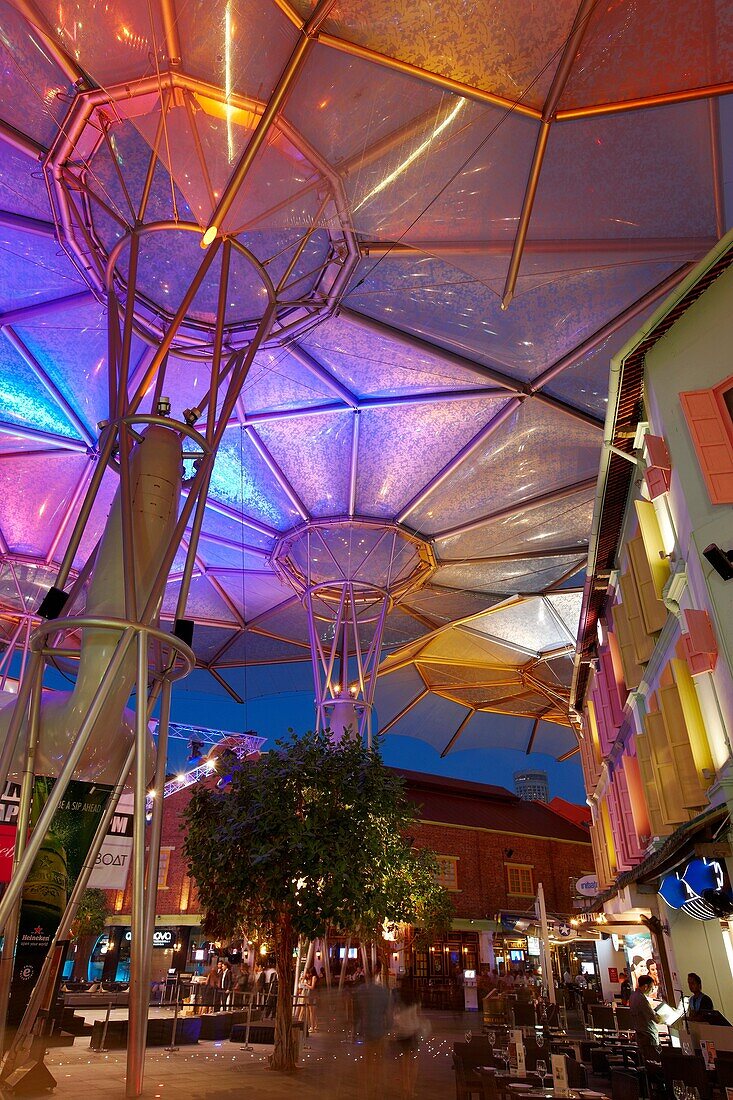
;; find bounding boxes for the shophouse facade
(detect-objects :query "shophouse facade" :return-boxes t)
[573,231,733,1021]
[90,766,593,985]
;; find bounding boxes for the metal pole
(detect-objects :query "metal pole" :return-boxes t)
[201,0,336,244]
[142,678,171,954]
[54,423,117,591]
[0,620,24,689]
[0,658,42,1053]
[240,993,254,1051]
[0,628,135,935]
[535,883,556,1005]
[98,1001,114,1053]
[165,996,180,1052]
[322,936,331,991]
[3,737,137,1070]
[126,630,151,1098]
[0,651,42,795]
[139,303,276,627]
[338,937,351,992]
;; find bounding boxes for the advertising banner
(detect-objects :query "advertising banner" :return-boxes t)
[8,777,112,1024]
[88,791,133,890]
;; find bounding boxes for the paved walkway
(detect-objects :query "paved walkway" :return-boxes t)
[38,1006,473,1099]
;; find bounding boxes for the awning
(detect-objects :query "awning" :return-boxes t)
[589,804,729,912]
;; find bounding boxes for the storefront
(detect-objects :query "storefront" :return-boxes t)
[90,924,196,983]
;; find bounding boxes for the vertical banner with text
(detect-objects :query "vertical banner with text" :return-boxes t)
[8,777,111,1024]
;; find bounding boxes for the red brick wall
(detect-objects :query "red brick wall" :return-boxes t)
[410,821,592,919]
[107,785,592,922]
[106,784,200,918]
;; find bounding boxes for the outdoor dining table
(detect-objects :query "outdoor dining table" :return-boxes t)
[499,1088,605,1100]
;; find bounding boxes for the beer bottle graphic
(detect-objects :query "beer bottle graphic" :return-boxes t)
[21,777,68,932]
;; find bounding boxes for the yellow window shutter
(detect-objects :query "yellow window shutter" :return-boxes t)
[612,604,644,690]
[659,681,708,811]
[644,709,687,826]
[634,500,671,598]
[635,726,672,836]
[628,535,667,635]
[619,572,655,665]
[599,797,618,878]
[671,658,714,778]
[590,820,613,890]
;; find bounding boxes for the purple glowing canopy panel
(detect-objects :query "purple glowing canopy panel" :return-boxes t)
[0,0,729,759]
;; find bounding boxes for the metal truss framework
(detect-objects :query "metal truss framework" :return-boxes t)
[0,203,286,1094]
[0,0,729,1090]
[273,519,435,742]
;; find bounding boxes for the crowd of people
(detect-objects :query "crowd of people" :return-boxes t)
[196,959,279,1015]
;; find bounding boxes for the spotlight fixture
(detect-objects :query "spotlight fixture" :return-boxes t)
[37,585,69,620]
[174,618,195,647]
[703,544,733,581]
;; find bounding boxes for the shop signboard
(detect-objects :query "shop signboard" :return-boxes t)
[574,875,599,898]
[659,858,733,921]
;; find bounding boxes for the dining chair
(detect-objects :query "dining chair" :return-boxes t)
[611,1068,642,1100]
[453,1053,483,1100]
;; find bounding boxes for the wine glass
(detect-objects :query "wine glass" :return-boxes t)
[465,1030,473,1043]
[488,1031,496,1049]
[536,1059,547,1083]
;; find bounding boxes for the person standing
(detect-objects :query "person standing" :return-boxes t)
[354,979,391,1100]
[687,973,714,1019]
[219,961,233,1011]
[234,964,251,1008]
[204,962,219,1014]
[629,974,665,1058]
[392,981,425,1100]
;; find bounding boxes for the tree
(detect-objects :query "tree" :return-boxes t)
[183,730,452,1070]
[70,888,110,979]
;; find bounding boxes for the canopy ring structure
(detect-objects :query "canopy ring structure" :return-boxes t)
[273,518,436,742]
[45,73,361,358]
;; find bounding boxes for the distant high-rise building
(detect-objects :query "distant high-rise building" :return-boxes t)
[514,769,549,802]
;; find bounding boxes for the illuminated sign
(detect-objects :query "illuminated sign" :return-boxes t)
[575,875,599,898]
[124,928,176,947]
[658,858,731,920]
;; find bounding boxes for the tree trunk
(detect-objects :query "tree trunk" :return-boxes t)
[73,933,98,980]
[270,912,297,1072]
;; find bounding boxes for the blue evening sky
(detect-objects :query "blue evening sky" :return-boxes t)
[167,672,587,804]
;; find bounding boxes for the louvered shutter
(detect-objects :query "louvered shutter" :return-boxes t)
[635,726,672,837]
[619,572,655,665]
[628,535,667,635]
[680,388,733,505]
[659,681,707,811]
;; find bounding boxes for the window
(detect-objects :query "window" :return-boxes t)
[680,376,733,505]
[434,856,459,891]
[157,847,173,889]
[506,863,534,897]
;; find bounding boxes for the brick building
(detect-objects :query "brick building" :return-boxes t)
[89,768,592,983]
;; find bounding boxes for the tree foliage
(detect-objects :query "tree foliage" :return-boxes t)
[70,888,110,940]
[183,730,452,1068]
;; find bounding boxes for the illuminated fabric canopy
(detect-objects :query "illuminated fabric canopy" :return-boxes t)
[0,0,729,759]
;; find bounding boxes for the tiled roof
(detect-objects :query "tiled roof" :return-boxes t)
[395,769,591,844]
[546,796,591,829]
